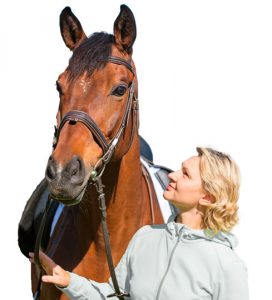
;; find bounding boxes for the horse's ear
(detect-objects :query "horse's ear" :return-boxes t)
[60,7,87,51]
[114,5,136,54]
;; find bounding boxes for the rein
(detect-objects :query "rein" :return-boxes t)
[34,56,136,299]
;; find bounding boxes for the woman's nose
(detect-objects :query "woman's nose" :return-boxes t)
[168,171,178,181]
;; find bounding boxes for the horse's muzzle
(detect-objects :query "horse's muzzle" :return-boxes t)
[45,155,86,204]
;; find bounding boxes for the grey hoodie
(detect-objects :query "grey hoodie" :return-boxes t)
[60,219,249,300]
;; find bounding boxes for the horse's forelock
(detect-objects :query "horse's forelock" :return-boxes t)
[68,32,115,80]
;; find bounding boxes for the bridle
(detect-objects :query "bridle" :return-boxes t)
[53,55,137,180]
[34,56,137,300]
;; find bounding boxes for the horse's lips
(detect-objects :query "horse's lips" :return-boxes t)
[51,184,87,206]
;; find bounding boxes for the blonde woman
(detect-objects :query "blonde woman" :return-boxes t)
[30,147,249,300]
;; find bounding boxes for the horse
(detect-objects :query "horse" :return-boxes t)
[29,5,168,300]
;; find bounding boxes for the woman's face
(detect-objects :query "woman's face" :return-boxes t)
[163,156,205,211]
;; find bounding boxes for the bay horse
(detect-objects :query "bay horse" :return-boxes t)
[31,5,165,300]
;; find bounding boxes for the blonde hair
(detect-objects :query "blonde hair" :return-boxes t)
[196,147,240,233]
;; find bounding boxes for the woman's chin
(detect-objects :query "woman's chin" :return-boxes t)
[163,190,171,200]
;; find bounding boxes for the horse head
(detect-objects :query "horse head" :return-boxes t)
[45,5,138,205]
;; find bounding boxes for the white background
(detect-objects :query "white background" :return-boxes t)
[1,0,271,299]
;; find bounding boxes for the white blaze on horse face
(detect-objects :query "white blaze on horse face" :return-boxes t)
[79,79,91,94]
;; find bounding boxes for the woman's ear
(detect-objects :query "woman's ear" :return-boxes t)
[199,194,215,206]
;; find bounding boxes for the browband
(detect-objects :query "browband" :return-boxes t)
[106,56,135,76]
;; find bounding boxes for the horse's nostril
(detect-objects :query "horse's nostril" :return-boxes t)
[70,159,80,176]
[46,159,56,181]
[67,156,85,185]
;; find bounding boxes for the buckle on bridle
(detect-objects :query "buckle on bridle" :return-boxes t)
[107,292,130,298]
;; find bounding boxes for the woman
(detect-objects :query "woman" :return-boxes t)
[30,147,249,299]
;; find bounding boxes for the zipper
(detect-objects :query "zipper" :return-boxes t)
[155,231,182,300]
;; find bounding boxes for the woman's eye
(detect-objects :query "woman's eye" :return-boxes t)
[112,85,127,97]
[182,170,188,177]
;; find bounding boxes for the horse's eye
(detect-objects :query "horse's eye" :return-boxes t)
[112,85,127,97]
[56,82,63,96]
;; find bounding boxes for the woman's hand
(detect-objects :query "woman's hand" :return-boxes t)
[29,251,70,288]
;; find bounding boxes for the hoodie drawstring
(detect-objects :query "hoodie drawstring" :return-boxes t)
[155,230,182,300]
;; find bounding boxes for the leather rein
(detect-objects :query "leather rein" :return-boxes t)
[34,56,137,299]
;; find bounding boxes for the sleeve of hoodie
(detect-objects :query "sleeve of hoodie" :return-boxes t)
[56,228,143,300]
[219,259,249,300]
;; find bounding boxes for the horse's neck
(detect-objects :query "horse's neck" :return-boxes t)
[71,135,143,235]
[75,135,145,262]
[99,135,144,228]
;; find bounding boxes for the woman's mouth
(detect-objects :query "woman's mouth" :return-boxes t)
[166,184,175,191]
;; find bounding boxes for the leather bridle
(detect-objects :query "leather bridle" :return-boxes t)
[34,56,137,299]
[53,56,137,180]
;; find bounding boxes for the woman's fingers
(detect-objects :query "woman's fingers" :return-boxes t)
[29,251,70,287]
[42,267,70,288]
[42,275,57,284]
[42,274,67,287]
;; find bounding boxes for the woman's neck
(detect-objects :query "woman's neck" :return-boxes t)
[176,208,205,230]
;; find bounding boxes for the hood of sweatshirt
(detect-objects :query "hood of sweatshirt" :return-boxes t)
[166,214,238,250]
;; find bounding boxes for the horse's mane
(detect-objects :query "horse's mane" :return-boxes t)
[68,32,115,80]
